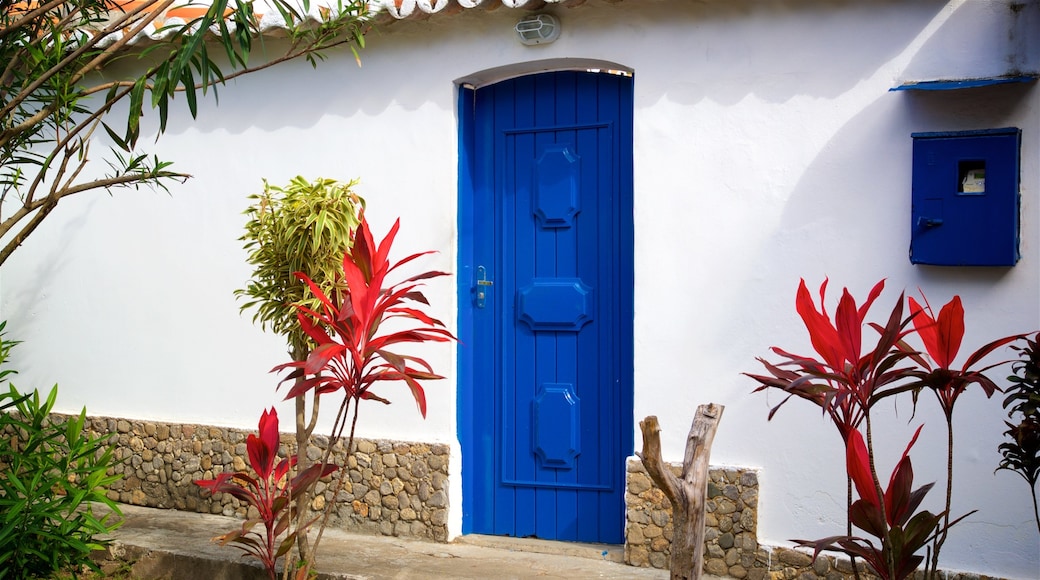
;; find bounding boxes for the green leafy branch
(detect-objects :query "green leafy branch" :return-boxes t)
[997,332,1040,535]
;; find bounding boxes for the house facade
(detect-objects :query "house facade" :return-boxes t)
[2,0,1038,578]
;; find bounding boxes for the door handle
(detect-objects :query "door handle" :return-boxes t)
[476,265,494,309]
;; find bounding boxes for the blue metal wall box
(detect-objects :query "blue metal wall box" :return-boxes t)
[910,128,1021,266]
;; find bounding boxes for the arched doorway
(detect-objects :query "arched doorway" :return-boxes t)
[457,65,634,543]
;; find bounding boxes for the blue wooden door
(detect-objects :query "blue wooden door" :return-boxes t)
[460,70,633,544]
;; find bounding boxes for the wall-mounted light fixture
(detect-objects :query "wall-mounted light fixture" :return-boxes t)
[515,14,560,46]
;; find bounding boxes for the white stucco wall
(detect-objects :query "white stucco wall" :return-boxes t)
[2,0,1038,577]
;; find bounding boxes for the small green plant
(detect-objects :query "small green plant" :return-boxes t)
[52,558,135,579]
[0,384,123,578]
[237,176,365,353]
[997,331,1040,534]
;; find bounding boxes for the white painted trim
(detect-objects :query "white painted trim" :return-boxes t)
[455,58,633,89]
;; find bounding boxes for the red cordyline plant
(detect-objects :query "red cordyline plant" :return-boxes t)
[270,215,455,577]
[902,295,1023,577]
[749,279,917,442]
[746,278,1023,580]
[195,409,336,580]
[805,425,941,580]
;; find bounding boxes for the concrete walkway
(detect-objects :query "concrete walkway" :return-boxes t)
[98,504,671,579]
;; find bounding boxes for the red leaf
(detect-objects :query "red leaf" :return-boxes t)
[272,456,297,484]
[360,391,391,405]
[935,297,965,368]
[341,257,368,308]
[857,279,886,321]
[282,375,334,399]
[846,428,879,507]
[961,334,1024,371]
[401,290,430,305]
[195,472,259,504]
[796,279,844,370]
[884,455,915,526]
[399,268,450,283]
[374,218,401,274]
[866,293,908,370]
[387,250,440,275]
[386,306,446,328]
[792,535,886,578]
[350,217,377,281]
[289,463,338,499]
[899,424,923,460]
[293,272,337,317]
[850,498,886,538]
[883,425,924,526]
[270,363,304,379]
[396,353,436,374]
[247,408,279,480]
[908,295,963,369]
[378,349,407,372]
[305,342,346,375]
[403,374,427,418]
[835,289,863,369]
[294,308,334,346]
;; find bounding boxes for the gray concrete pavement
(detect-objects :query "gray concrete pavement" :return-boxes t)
[97,504,671,579]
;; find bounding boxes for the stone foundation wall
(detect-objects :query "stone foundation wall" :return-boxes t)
[70,415,451,542]
[32,415,1012,578]
[625,459,765,576]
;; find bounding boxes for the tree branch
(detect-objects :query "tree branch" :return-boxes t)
[0,0,71,42]
[0,0,368,271]
[0,0,171,133]
[57,169,189,200]
[0,198,59,266]
[638,415,684,507]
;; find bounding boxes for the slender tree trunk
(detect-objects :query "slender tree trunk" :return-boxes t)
[300,395,360,580]
[637,404,724,580]
[290,343,314,567]
[846,477,862,580]
[294,391,312,543]
[925,418,951,579]
[1031,484,1040,537]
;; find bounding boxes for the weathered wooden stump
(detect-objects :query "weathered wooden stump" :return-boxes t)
[637,403,724,580]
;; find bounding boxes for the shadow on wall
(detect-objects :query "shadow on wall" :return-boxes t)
[2,196,98,333]
[622,0,947,106]
[720,83,1037,370]
[104,0,954,136]
[763,82,1036,295]
[680,0,1040,344]
[727,78,1038,580]
[626,2,951,399]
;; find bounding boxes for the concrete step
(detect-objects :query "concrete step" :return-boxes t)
[91,504,671,580]
[453,534,626,564]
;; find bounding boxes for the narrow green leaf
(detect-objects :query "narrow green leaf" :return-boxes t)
[182,66,198,118]
[127,76,147,147]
